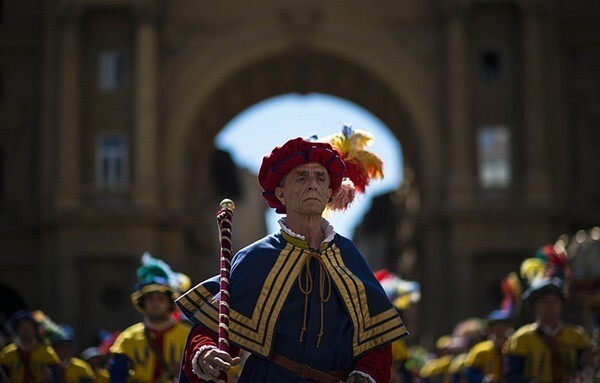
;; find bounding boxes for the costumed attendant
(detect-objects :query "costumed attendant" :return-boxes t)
[178,125,408,383]
[49,325,96,383]
[109,253,191,383]
[419,336,455,383]
[375,269,421,383]
[464,310,512,383]
[80,347,110,383]
[447,319,484,383]
[0,310,61,383]
[503,244,593,382]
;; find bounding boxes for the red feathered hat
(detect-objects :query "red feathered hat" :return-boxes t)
[258,137,346,214]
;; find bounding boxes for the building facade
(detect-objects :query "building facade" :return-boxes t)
[1,0,599,346]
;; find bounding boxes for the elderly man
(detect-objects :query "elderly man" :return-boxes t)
[177,130,408,383]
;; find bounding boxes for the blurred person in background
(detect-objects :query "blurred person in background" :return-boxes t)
[447,318,485,383]
[464,310,512,383]
[419,335,456,383]
[49,325,95,383]
[80,347,109,383]
[108,253,190,383]
[0,310,60,383]
[504,245,593,382]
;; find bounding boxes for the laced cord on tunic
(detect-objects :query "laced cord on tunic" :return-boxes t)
[297,251,332,348]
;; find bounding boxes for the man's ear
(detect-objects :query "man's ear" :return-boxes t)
[275,187,286,206]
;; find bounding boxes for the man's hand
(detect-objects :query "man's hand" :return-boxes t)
[345,374,371,383]
[196,347,241,379]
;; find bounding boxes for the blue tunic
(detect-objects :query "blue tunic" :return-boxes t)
[177,232,407,382]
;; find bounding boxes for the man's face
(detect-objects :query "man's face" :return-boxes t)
[16,319,37,343]
[275,162,332,216]
[142,292,172,322]
[533,291,563,323]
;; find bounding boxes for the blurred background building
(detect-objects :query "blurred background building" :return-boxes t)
[1,0,599,347]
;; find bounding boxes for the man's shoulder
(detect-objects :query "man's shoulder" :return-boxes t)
[118,322,146,339]
[232,234,287,266]
[471,340,495,354]
[561,324,589,337]
[70,357,94,372]
[238,234,284,253]
[169,321,192,336]
[0,343,17,359]
[110,322,145,355]
[560,324,591,346]
[510,323,538,340]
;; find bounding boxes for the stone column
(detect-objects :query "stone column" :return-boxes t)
[522,1,550,204]
[446,2,474,207]
[55,7,82,209]
[133,5,159,208]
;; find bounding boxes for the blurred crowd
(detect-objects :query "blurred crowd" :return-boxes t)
[1,229,599,383]
[387,228,600,383]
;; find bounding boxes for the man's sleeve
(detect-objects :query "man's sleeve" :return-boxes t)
[464,346,484,383]
[108,354,130,383]
[41,346,61,383]
[503,337,528,383]
[82,361,97,383]
[108,334,131,383]
[0,348,8,383]
[44,346,61,365]
[352,344,392,383]
[573,327,593,370]
[181,325,240,383]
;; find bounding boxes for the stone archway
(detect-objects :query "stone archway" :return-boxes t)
[163,31,445,341]
[163,26,442,216]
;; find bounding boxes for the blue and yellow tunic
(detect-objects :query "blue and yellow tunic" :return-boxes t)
[177,232,407,382]
[419,354,453,383]
[92,367,110,383]
[0,342,60,383]
[448,353,468,383]
[464,340,502,383]
[503,323,591,383]
[109,322,190,383]
[62,357,96,383]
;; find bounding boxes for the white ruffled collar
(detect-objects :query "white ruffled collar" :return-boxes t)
[278,218,336,245]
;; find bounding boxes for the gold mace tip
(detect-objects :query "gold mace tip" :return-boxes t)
[220,199,235,211]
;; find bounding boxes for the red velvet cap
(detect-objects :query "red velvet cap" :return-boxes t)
[258,137,346,214]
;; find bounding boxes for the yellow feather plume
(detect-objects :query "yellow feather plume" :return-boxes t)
[520,258,546,284]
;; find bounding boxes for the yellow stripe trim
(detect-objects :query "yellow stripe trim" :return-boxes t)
[323,245,407,356]
[177,241,407,357]
[177,244,308,356]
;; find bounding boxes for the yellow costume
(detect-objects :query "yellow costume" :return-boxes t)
[93,368,110,383]
[420,354,453,383]
[448,353,468,382]
[504,323,591,382]
[62,357,96,383]
[0,343,60,382]
[464,340,502,382]
[392,339,410,363]
[110,322,190,382]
